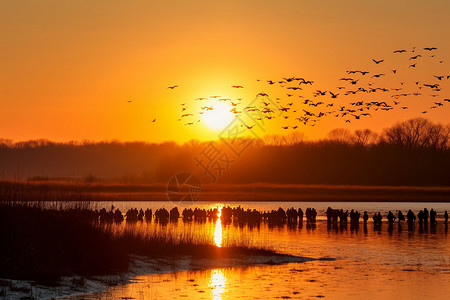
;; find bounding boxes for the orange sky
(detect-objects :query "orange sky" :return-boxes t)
[1,0,449,143]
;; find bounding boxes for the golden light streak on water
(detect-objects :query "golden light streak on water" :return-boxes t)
[214,206,223,247]
[209,269,227,300]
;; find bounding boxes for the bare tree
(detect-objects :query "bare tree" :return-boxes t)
[327,128,354,144]
[285,132,305,145]
[427,123,450,151]
[353,129,379,147]
[263,134,288,146]
[383,118,449,151]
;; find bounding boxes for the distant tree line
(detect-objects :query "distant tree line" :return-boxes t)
[0,118,449,186]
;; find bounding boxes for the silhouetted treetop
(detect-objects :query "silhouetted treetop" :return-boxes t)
[0,118,449,186]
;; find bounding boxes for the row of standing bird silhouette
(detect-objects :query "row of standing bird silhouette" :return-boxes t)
[97,206,449,228]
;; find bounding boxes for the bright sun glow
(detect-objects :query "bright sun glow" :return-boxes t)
[210,269,227,300]
[214,206,223,247]
[202,101,234,130]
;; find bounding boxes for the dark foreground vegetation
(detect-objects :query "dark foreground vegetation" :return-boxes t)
[0,203,128,284]
[0,202,277,285]
[1,118,449,186]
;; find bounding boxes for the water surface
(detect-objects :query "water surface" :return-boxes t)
[72,201,450,299]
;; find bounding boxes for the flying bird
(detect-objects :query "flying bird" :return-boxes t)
[372,59,384,64]
[372,74,385,78]
[168,85,178,89]
[329,92,339,98]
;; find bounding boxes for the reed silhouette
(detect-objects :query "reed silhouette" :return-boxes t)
[0,202,278,284]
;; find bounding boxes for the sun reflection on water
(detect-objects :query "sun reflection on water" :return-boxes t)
[214,206,223,247]
[210,269,227,300]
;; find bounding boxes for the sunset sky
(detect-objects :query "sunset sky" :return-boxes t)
[1,0,449,143]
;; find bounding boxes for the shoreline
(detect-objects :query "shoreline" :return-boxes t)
[0,253,316,300]
[2,181,450,203]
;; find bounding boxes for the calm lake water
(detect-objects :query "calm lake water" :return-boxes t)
[71,201,450,300]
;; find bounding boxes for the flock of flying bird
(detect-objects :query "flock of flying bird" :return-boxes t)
[140,47,449,129]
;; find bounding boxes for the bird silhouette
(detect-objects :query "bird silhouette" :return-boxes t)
[329,92,339,99]
[186,46,449,129]
[168,85,178,89]
[424,84,439,89]
[372,74,385,78]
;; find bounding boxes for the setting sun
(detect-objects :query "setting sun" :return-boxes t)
[202,101,234,130]
[2,1,450,299]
